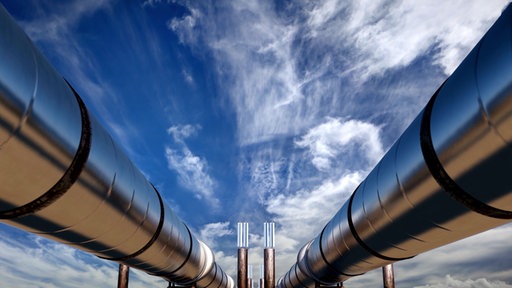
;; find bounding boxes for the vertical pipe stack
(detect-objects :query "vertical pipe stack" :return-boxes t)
[264,223,275,288]
[238,223,249,288]
[0,5,233,288]
[277,4,512,288]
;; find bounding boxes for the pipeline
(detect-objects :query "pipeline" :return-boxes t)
[278,4,512,288]
[0,5,233,288]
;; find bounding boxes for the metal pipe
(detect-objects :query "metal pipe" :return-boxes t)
[278,4,512,288]
[0,5,232,288]
[118,264,130,288]
[382,264,394,288]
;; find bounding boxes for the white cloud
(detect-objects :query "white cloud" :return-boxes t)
[295,118,383,171]
[0,229,165,288]
[414,275,512,288]
[166,124,219,205]
[165,147,217,203]
[168,1,310,146]
[167,0,508,148]
[168,124,201,142]
[199,222,233,249]
[304,0,508,78]
[168,7,202,44]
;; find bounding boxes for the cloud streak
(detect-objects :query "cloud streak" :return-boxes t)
[165,124,219,206]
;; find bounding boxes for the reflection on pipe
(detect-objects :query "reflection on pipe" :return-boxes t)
[278,4,512,288]
[0,5,233,288]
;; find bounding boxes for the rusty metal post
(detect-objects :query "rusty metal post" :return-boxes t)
[382,264,395,288]
[238,248,248,288]
[117,264,129,288]
[264,248,275,288]
[238,222,249,288]
[259,264,265,288]
[248,264,253,288]
[263,222,275,288]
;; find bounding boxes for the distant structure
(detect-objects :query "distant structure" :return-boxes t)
[237,222,276,288]
[248,265,253,288]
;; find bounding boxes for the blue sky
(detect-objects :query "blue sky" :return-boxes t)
[1,0,512,287]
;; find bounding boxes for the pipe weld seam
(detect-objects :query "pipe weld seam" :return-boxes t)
[315,224,356,280]
[347,191,413,262]
[0,82,92,219]
[164,224,196,283]
[102,183,166,262]
[420,81,512,219]
[201,263,218,288]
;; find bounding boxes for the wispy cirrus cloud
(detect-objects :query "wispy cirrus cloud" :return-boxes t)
[167,0,507,147]
[17,0,173,161]
[304,0,506,77]
[166,124,219,206]
[17,0,114,105]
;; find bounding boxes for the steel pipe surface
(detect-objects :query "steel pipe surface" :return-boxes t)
[278,4,512,288]
[0,5,232,288]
